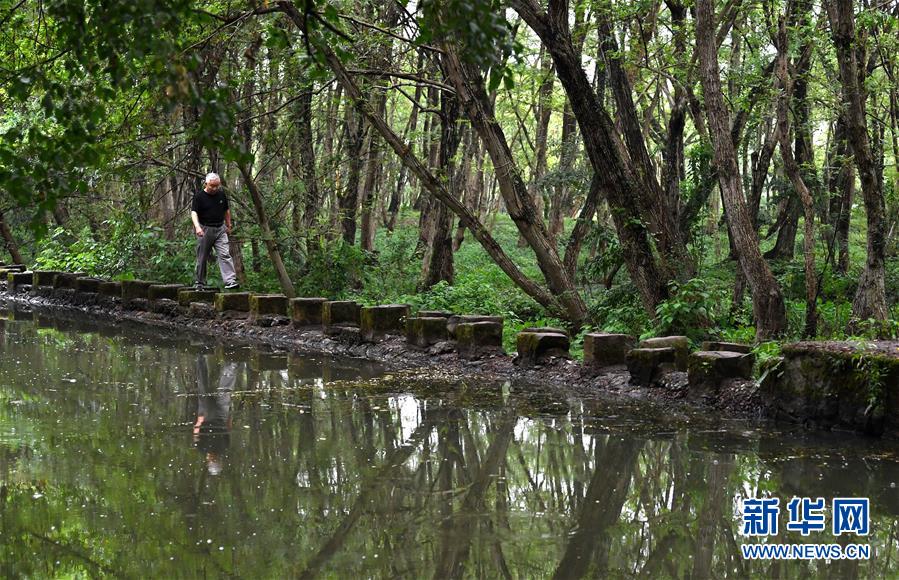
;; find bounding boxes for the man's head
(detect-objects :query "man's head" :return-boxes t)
[204,172,221,192]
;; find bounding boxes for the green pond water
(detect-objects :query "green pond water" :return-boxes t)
[1,306,898,578]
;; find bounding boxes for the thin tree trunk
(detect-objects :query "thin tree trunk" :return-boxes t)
[776,16,817,337]
[827,0,889,323]
[696,0,787,338]
[0,210,23,264]
[238,163,296,298]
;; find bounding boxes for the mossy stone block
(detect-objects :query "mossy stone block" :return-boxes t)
[216,292,252,312]
[75,277,103,294]
[249,294,288,317]
[447,315,503,338]
[98,281,122,297]
[701,341,753,354]
[583,333,636,368]
[626,347,677,387]
[8,271,33,287]
[417,310,453,318]
[290,297,327,327]
[52,272,86,289]
[177,288,217,307]
[323,301,361,327]
[406,316,449,348]
[121,280,154,301]
[639,336,689,371]
[148,284,186,301]
[33,270,63,287]
[516,331,571,366]
[521,326,569,337]
[454,321,504,358]
[688,350,755,396]
[360,304,410,342]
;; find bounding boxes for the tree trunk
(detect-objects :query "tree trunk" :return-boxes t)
[339,106,366,245]
[0,210,23,264]
[238,163,296,298]
[421,74,459,288]
[830,117,855,274]
[440,45,588,324]
[295,85,321,232]
[775,16,817,337]
[510,0,668,315]
[827,0,889,323]
[696,0,787,338]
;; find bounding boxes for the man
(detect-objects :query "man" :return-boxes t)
[191,172,239,290]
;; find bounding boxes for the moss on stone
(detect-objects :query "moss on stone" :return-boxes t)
[177,288,217,307]
[216,292,252,312]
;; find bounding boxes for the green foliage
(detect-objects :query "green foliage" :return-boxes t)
[295,237,367,298]
[34,217,194,282]
[654,278,728,341]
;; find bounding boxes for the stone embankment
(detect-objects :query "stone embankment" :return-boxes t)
[2,265,897,436]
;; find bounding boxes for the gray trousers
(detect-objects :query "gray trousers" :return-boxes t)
[195,225,237,285]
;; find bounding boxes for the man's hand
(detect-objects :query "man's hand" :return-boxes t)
[195,225,205,237]
[226,224,232,235]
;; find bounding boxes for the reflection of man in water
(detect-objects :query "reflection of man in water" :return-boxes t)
[193,356,237,475]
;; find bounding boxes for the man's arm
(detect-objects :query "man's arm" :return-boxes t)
[191,211,204,236]
[225,209,232,234]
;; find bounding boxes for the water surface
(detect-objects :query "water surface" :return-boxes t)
[1,306,898,578]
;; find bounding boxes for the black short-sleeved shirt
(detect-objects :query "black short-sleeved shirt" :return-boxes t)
[191,189,229,226]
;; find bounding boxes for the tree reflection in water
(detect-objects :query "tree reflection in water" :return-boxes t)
[0,309,896,578]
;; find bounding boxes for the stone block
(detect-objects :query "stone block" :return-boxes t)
[323,300,361,334]
[177,288,217,307]
[447,314,503,338]
[8,271,33,290]
[188,302,216,319]
[639,336,689,371]
[98,281,122,297]
[75,277,102,293]
[291,297,327,327]
[701,341,753,354]
[4,264,26,272]
[406,316,449,348]
[583,333,636,368]
[688,351,755,396]
[250,294,288,316]
[33,270,63,287]
[761,343,899,435]
[148,284,186,301]
[417,310,453,318]
[121,280,154,302]
[516,331,571,366]
[521,326,569,337]
[626,347,677,387]
[250,294,289,326]
[53,272,86,289]
[360,304,410,342]
[454,321,504,358]
[216,292,252,313]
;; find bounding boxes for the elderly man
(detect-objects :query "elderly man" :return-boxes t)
[191,172,239,290]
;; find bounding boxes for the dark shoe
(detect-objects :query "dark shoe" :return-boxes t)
[224,282,240,290]
[194,282,207,290]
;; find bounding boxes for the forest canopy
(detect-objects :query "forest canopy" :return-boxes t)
[0,0,897,346]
